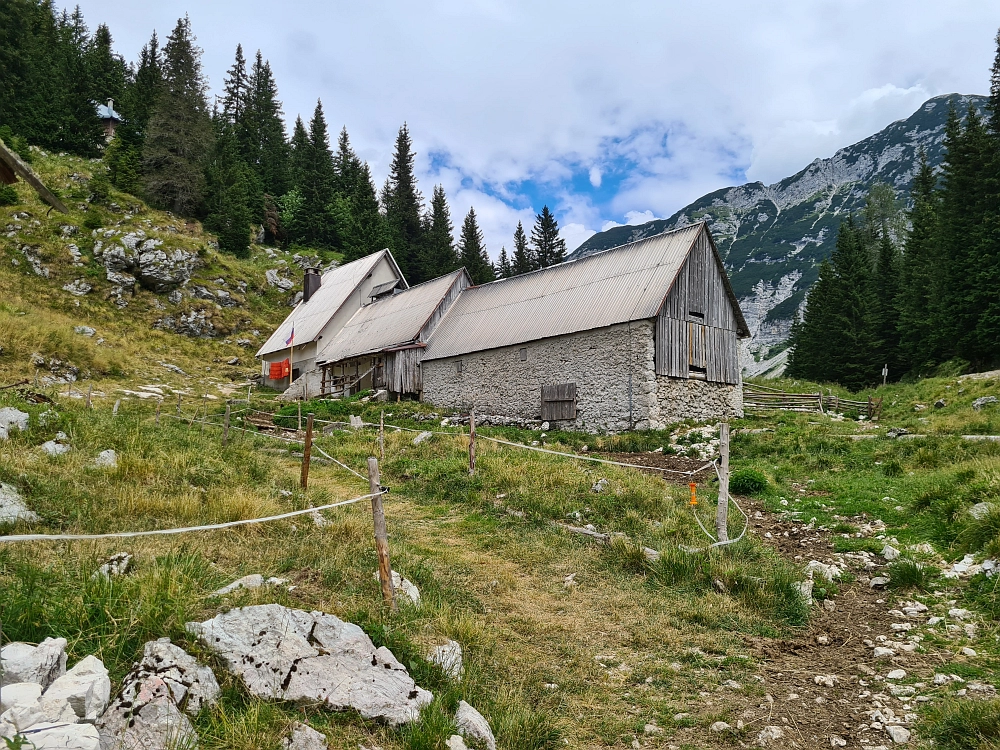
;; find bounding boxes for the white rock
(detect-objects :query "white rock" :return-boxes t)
[887,669,906,680]
[830,736,847,747]
[93,552,133,580]
[0,682,42,713]
[187,604,432,725]
[591,478,610,493]
[710,721,731,732]
[40,440,70,456]
[120,640,220,716]
[888,684,915,697]
[94,449,118,468]
[814,674,838,687]
[886,725,911,744]
[805,561,841,581]
[927,616,942,625]
[14,722,101,749]
[430,640,463,679]
[455,700,496,750]
[282,722,327,750]
[0,483,39,524]
[961,647,977,657]
[212,573,265,596]
[870,576,890,588]
[97,675,198,750]
[969,502,994,521]
[1,694,77,731]
[374,570,420,605]
[793,579,814,603]
[446,735,469,750]
[0,407,29,439]
[1,639,67,689]
[413,431,433,445]
[948,608,973,620]
[757,725,784,745]
[873,647,896,659]
[43,655,110,720]
[881,545,900,561]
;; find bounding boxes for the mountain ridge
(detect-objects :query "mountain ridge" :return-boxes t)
[570,93,987,375]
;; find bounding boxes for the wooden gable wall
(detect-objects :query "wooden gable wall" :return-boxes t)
[655,227,741,384]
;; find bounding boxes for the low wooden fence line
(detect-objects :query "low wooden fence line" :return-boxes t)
[743,385,882,419]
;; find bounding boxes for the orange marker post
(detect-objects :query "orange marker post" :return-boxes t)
[689,482,698,506]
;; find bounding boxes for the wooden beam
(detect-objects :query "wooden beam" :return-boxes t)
[0,138,68,213]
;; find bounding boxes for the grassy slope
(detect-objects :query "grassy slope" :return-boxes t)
[0,147,327,399]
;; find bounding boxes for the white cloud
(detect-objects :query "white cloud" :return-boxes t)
[588,166,602,187]
[560,223,596,253]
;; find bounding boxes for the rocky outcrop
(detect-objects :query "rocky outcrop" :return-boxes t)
[153,309,217,338]
[0,483,38,524]
[187,604,432,725]
[0,638,67,689]
[94,230,198,293]
[0,407,29,439]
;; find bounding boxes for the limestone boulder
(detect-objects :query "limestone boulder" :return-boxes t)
[1,695,78,731]
[282,722,328,750]
[430,640,463,679]
[97,675,198,750]
[0,483,39,524]
[0,682,42,713]
[118,639,220,716]
[1,638,67,689]
[0,407,29,439]
[19,723,100,749]
[136,247,195,292]
[455,701,496,750]
[187,604,432,725]
[43,654,111,720]
[95,449,118,469]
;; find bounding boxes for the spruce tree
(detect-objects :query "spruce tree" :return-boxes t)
[511,221,532,274]
[107,33,160,193]
[458,207,495,285]
[497,247,512,278]
[988,27,1000,136]
[421,184,458,278]
[382,124,424,282]
[786,259,840,382]
[143,15,213,216]
[896,152,939,372]
[287,116,310,190]
[86,24,126,110]
[530,205,566,268]
[328,127,389,261]
[221,44,248,125]
[295,100,336,248]
[204,116,252,257]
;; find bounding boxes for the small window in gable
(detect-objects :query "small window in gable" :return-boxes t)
[456,360,463,374]
[519,348,527,361]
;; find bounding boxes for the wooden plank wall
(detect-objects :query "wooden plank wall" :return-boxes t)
[541,383,577,421]
[655,228,741,384]
[386,347,422,394]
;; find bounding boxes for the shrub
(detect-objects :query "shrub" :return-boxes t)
[0,184,19,206]
[82,209,103,230]
[886,559,935,591]
[729,468,769,496]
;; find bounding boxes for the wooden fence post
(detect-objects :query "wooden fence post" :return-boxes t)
[113,399,120,416]
[86,384,92,409]
[155,400,161,426]
[468,409,477,475]
[176,393,182,415]
[223,403,231,447]
[379,410,385,461]
[368,457,396,610]
[297,401,302,432]
[715,422,730,543]
[300,413,314,490]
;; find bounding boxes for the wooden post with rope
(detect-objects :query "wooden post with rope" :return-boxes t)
[715,422,730,543]
[86,384,92,409]
[297,401,302,432]
[368,457,396,609]
[379,410,385,461]
[300,413,314,490]
[176,393,182,415]
[468,409,477,475]
[222,403,231,447]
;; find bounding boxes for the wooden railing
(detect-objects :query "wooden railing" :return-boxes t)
[743,383,882,419]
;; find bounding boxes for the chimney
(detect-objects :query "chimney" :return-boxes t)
[303,267,321,302]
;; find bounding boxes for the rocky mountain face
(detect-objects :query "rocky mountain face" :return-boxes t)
[571,93,986,376]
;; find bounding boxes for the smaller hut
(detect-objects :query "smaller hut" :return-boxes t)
[96,100,122,141]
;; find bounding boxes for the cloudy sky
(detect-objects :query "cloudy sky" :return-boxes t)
[81,0,999,257]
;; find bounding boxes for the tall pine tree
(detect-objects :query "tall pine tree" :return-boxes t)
[382,124,424,282]
[497,246,512,278]
[294,100,336,248]
[458,207,495,285]
[511,221,533,275]
[420,184,458,278]
[143,15,213,216]
[530,205,566,268]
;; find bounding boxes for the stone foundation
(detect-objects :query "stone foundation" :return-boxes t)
[654,375,743,424]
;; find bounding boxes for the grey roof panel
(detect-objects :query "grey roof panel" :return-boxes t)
[423,224,705,360]
[317,269,468,364]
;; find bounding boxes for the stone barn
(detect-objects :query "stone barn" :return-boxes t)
[421,222,750,431]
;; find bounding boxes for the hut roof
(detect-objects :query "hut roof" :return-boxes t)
[317,268,470,365]
[256,249,406,357]
[423,222,749,361]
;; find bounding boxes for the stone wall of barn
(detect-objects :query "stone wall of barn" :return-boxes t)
[653,375,744,424]
[421,321,659,433]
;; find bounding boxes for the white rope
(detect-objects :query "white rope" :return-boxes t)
[686,461,750,550]
[0,492,381,543]
[312,444,369,481]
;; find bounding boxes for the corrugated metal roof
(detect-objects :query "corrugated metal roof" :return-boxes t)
[317,269,468,364]
[257,251,401,357]
[423,223,705,361]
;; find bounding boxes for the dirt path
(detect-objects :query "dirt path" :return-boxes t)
[704,499,990,749]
